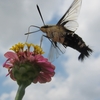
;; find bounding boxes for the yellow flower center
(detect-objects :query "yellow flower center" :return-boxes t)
[10,42,44,54]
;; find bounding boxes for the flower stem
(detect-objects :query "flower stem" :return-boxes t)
[15,84,26,100]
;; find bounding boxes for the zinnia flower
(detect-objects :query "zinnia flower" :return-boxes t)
[3,43,55,84]
[3,43,55,100]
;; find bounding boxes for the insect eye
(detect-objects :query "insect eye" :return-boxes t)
[41,25,48,28]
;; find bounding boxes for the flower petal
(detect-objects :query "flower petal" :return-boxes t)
[38,73,51,83]
[4,51,19,61]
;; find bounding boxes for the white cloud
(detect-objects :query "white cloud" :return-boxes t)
[0,91,16,100]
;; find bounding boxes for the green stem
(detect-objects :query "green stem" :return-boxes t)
[15,84,26,100]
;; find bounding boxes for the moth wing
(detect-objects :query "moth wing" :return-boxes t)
[48,42,66,62]
[65,20,79,31]
[57,0,82,31]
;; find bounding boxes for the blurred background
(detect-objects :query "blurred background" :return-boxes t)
[0,0,100,100]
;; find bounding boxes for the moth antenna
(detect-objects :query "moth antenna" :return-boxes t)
[37,5,45,25]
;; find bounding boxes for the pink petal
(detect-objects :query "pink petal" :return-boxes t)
[38,73,52,83]
[41,73,51,80]
[28,55,35,62]
[38,75,47,83]
[3,63,12,68]
[4,51,19,61]
[49,72,55,77]
[40,63,55,71]
[3,59,10,67]
[41,69,54,74]
[35,55,48,61]
[3,58,13,68]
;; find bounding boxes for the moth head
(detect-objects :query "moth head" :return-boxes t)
[40,25,50,32]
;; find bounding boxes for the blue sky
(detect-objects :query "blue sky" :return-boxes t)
[0,0,100,100]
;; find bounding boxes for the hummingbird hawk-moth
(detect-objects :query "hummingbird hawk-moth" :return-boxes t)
[25,0,92,62]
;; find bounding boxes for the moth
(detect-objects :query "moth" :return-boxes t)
[25,0,92,62]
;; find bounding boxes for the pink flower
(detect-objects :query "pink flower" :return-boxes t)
[3,51,55,83]
[33,55,55,83]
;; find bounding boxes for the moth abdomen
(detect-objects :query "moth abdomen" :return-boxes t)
[78,46,92,61]
[63,33,93,61]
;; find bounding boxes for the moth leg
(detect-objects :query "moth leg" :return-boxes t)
[40,35,44,47]
[46,37,65,53]
[40,35,63,53]
[40,35,54,47]
[41,34,55,46]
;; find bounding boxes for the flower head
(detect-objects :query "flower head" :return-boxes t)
[3,43,55,84]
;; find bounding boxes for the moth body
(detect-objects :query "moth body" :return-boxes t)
[40,25,72,43]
